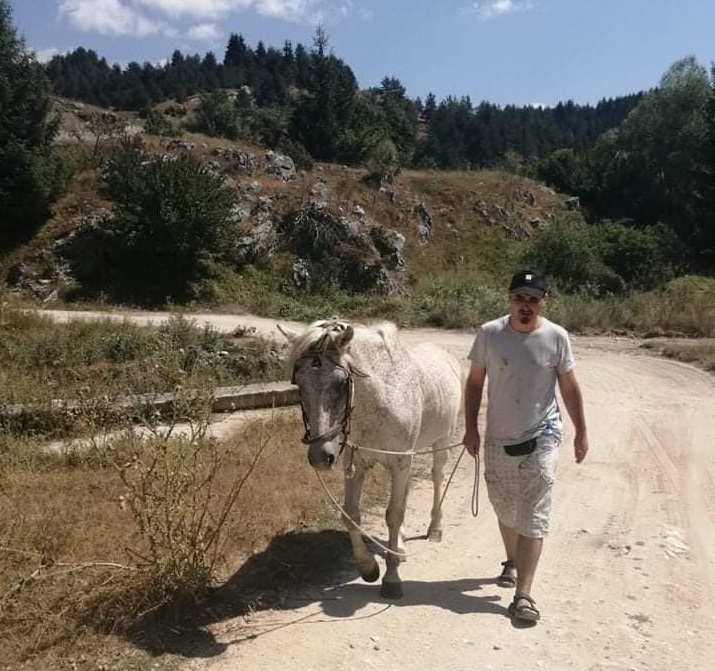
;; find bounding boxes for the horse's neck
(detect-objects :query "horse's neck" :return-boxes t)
[350,332,405,386]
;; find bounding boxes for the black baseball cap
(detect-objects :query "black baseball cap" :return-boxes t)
[508,270,548,298]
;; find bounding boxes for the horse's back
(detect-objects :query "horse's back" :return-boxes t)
[345,324,462,448]
[408,341,462,443]
[410,341,462,389]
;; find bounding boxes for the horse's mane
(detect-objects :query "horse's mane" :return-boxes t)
[287,319,401,371]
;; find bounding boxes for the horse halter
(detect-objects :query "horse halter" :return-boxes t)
[294,357,355,453]
[291,325,357,456]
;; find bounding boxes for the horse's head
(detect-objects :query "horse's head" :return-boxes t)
[278,320,357,470]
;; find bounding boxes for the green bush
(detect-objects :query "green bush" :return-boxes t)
[143,109,179,137]
[363,137,400,185]
[521,217,679,296]
[521,217,619,296]
[412,272,505,328]
[597,220,679,290]
[94,140,237,304]
[185,90,240,139]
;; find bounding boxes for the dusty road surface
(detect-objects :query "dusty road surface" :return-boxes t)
[41,309,715,670]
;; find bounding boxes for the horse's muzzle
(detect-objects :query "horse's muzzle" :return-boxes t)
[308,442,339,470]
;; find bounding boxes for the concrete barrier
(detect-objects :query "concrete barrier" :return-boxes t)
[1,380,300,423]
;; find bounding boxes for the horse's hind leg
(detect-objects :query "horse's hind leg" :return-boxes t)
[426,437,450,542]
[381,459,411,599]
[343,466,380,583]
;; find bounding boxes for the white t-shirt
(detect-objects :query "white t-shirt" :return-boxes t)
[467,315,574,444]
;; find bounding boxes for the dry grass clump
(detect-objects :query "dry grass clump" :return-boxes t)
[639,338,715,372]
[0,409,362,669]
[547,276,715,339]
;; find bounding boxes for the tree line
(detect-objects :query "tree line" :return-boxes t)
[44,29,642,171]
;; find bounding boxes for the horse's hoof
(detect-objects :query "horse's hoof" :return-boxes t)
[427,528,443,543]
[362,564,380,583]
[380,580,403,599]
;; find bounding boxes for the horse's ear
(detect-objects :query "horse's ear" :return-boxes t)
[335,324,354,349]
[276,323,298,342]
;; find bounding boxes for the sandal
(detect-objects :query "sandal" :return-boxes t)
[496,559,517,588]
[509,593,540,622]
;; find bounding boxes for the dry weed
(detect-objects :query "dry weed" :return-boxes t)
[0,404,388,668]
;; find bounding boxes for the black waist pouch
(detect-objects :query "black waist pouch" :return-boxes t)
[503,437,537,456]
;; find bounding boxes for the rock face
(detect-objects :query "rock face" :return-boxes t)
[280,201,408,296]
[264,151,296,181]
[7,106,571,303]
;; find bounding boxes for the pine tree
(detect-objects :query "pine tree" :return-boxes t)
[0,0,67,249]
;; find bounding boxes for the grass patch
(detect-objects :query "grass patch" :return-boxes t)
[0,308,284,438]
[0,307,399,669]
[639,338,715,372]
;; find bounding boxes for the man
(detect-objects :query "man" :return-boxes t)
[463,270,588,623]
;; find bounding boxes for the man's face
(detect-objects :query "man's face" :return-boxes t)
[508,292,546,331]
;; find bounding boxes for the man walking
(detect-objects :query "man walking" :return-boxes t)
[463,270,588,622]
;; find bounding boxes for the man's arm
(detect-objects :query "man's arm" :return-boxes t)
[463,364,487,457]
[557,369,588,463]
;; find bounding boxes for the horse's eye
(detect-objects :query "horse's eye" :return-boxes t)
[311,356,321,368]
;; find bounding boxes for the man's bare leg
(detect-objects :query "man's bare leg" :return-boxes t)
[498,520,518,558]
[515,534,543,596]
[498,521,518,582]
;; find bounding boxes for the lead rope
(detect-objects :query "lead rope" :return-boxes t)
[314,444,481,558]
[434,446,480,518]
[471,452,480,517]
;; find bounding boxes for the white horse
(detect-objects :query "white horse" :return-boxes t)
[278,318,462,598]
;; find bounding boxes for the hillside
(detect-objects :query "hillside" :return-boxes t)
[3,96,579,313]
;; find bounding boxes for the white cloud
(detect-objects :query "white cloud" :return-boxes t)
[467,0,533,21]
[59,0,163,36]
[135,0,245,19]
[58,0,355,40]
[32,47,61,63]
[255,0,330,22]
[186,22,220,40]
[136,0,350,23]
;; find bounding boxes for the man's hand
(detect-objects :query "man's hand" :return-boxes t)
[463,365,486,460]
[574,433,588,464]
[463,427,481,458]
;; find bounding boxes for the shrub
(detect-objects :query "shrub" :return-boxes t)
[521,217,620,296]
[95,140,237,304]
[186,90,240,139]
[521,217,679,296]
[596,220,679,290]
[143,108,179,137]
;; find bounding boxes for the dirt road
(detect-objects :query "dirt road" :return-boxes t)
[42,310,715,670]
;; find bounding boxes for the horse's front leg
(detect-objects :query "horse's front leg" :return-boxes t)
[426,437,450,542]
[343,465,380,583]
[381,455,412,599]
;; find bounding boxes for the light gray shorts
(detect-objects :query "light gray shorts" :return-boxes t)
[483,433,561,538]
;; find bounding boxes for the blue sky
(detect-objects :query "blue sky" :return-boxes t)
[10,0,715,108]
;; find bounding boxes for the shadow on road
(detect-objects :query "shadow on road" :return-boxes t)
[121,528,358,659]
[122,527,509,661]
